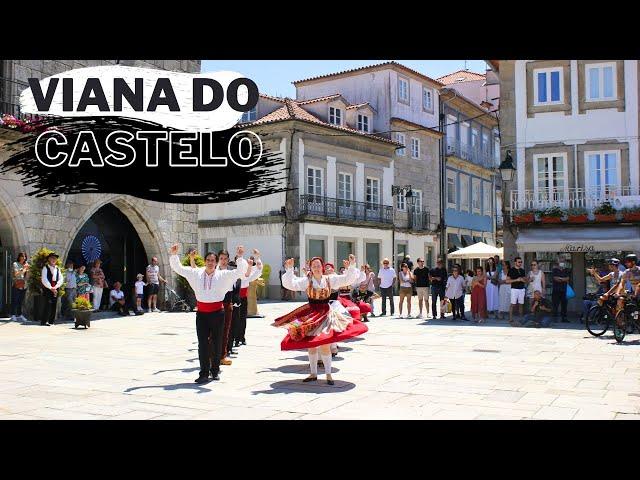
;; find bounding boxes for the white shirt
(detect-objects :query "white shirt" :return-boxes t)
[41,264,62,289]
[146,264,160,284]
[135,281,145,295]
[169,255,249,303]
[399,270,412,288]
[240,260,263,288]
[65,268,77,288]
[445,275,465,299]
[378,267,396,289]
[109,289,124,306]
[352,269,367,289]
[282,264,359,292]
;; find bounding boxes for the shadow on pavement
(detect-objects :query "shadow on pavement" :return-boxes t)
[153,367,200,375]
[251,379,355,395]
[124,382,212,394]
[257,364,340,374]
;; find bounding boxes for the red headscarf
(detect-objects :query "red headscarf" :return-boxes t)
[324,262,335,273]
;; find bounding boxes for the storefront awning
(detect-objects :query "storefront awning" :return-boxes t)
[448,233,463,249]
[461,235,474,247]
[516,226,640,253]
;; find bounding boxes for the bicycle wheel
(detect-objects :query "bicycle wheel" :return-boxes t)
[586,305,609,337]
[614,310,627,343]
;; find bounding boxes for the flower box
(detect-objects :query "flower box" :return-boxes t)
[622,212,640,222]
[593,214,617,222]
[566,214,589,223]
[513,214,534,224]
[72,309,92,329]
[541,217,562,224]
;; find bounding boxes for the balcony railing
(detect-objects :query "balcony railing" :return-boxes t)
[446,138,497,169]
[408,209,431,231]
[0,76,30,119]
[299,194,394,224]
[510,186,640,216]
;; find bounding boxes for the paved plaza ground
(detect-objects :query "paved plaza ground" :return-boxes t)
[1,297,639,420]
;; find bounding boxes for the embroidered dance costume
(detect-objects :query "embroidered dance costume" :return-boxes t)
[274,265,368,351]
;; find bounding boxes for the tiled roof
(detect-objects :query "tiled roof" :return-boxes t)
[437,70,486,85]
[292,61,443,88]
[240,98,399,146]
[259,93,286,103]
[389,117,444,137]
[346,102,373,110]
[297,93,344,105]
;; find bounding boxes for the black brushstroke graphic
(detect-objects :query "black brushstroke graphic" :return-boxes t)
[0,116,288,204]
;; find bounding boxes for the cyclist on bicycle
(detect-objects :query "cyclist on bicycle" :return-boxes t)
[606,254,640,311]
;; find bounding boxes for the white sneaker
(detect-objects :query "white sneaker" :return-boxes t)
[406,314,413,319]
[397,315,404,319]
[153,308,161,313]
[19,315,27,322]
[416,314,423,319]
[10,315,16,322]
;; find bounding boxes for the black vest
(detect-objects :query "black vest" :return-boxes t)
[46,265,61,287]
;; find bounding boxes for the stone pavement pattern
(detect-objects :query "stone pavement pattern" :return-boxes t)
[1,299,639,420]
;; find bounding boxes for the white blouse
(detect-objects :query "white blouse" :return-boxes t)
[282,263,359,292]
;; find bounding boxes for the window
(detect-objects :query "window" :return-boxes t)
[534,154,568,204]
[459,174,469,211]
[329,106,342,125]
[398,76,409,104]
[422,87,433,111]
[534,68,563,105]
[308,239,325,259]
[365,243,380,273]
[396,133,406,156]
[307,167,323,198]
[413,189,423,212]
[336,241,354,265]
[366,177,380,207]
[446,170,457,208]
[396,191,405,211]
[411,138,420,159]
[586,63,616,101]
[338,172,353,204]
[471,128,479,149]
[241,107,257,123]
[483,181,492,216]
[585,150,621,196]
[472,178,481,212]
[204,241,224,255]
[357,114,369,133]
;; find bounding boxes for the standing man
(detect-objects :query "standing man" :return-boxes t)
[146,256,167,313]
[41,252,62,326]
[377,258,396,317]
[507,257,528,326]
[552,260,570,323]
[235,250,263,346]
[216,250,235,366]
[61,259,77,321]
[169,244,253,384]
[413,258,430,319]
[429,259,448,319]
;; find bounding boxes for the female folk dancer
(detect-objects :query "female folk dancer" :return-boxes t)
[274,255,368,385]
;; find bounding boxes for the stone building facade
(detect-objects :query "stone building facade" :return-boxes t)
[0,59,201,315]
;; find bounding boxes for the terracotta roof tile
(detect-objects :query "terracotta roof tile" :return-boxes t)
[437,70,486,85]
[297,94,344,105]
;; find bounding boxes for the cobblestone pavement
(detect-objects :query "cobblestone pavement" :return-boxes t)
[1,298,639,420]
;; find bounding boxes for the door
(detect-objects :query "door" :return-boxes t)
[337,172,354,218]
[365,242,380,274]
[307,167,323,214]
[336,241,354,266]
[534,154,568,208]
[585,151,621,205]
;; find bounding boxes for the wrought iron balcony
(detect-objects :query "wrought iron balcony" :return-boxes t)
[408,209,431,231]
[510,186,640,216]
[299,194,394,225]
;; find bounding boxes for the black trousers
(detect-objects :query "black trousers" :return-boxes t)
[238,297,248,342]
[431,286,445,317]
[452,296,465,318]
[552,291,568,319]
[42,289,58,325]
[380,286,394,315]
[11,287,25,316]
[196,310,225,377]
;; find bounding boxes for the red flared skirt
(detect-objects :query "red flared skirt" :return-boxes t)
[274,302,368,351]
[337,295,372,317]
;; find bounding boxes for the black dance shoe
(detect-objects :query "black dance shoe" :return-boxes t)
[195,376,210,384]
[302,376,317,382]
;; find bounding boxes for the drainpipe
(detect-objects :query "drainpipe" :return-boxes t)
[574,143,578,208]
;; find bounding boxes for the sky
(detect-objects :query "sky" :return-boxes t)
[201,60,488,98]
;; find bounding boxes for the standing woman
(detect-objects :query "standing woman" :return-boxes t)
[75,265,92,301]
[485,257,500,318]
[471,266,488,323]
[274,255,367,385]
[10,252,29,322]
[397,263,414,319]
[90,259,107,312]
[528,259,546,299]
[498,260,512,320]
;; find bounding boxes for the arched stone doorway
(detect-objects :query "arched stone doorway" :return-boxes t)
[67,204,148,294]
[0,185,28,315]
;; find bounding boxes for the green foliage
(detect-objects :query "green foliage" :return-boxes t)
[176,253,205,296]
[543,206,565,217]
[72,297,93,311]
[566,207,587,216]
[258,263,271,298]
[28,247,66,297]
[594,201,616,215]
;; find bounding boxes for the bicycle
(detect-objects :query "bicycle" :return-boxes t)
[613,296,640,343]
[585,294,617,337]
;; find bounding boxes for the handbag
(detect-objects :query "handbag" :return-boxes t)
[14,279,26,289]
[566,284,575,299]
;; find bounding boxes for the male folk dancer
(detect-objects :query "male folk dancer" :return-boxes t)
[232,252,263,348]
[169,244,254,384]
[41,252,62,326]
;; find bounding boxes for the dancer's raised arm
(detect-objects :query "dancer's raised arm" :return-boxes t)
[282,258,310,291]
[168,244,197,283]
[327,254,358,289]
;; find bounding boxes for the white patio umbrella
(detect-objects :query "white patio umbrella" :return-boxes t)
[448,242,504,260]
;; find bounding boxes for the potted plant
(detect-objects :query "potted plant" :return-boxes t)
[541,206,564,223]
[72,296,93,329]
[620,206,640,222]
[593,201,617,222]
[513,209,535,224]
[565,207,588,223]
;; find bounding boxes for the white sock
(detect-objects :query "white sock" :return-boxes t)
[320,353,332,376]
[308,348,318,377]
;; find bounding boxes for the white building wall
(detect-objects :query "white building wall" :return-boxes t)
[394,231,439,264]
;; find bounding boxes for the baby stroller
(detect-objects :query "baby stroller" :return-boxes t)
[165,285,191,312]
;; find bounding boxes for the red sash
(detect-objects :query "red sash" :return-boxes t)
[197,301,224,313]
[240,287,249,298]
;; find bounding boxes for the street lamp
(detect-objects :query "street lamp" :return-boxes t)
[391,184,413,272]
[499,150,516,182]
